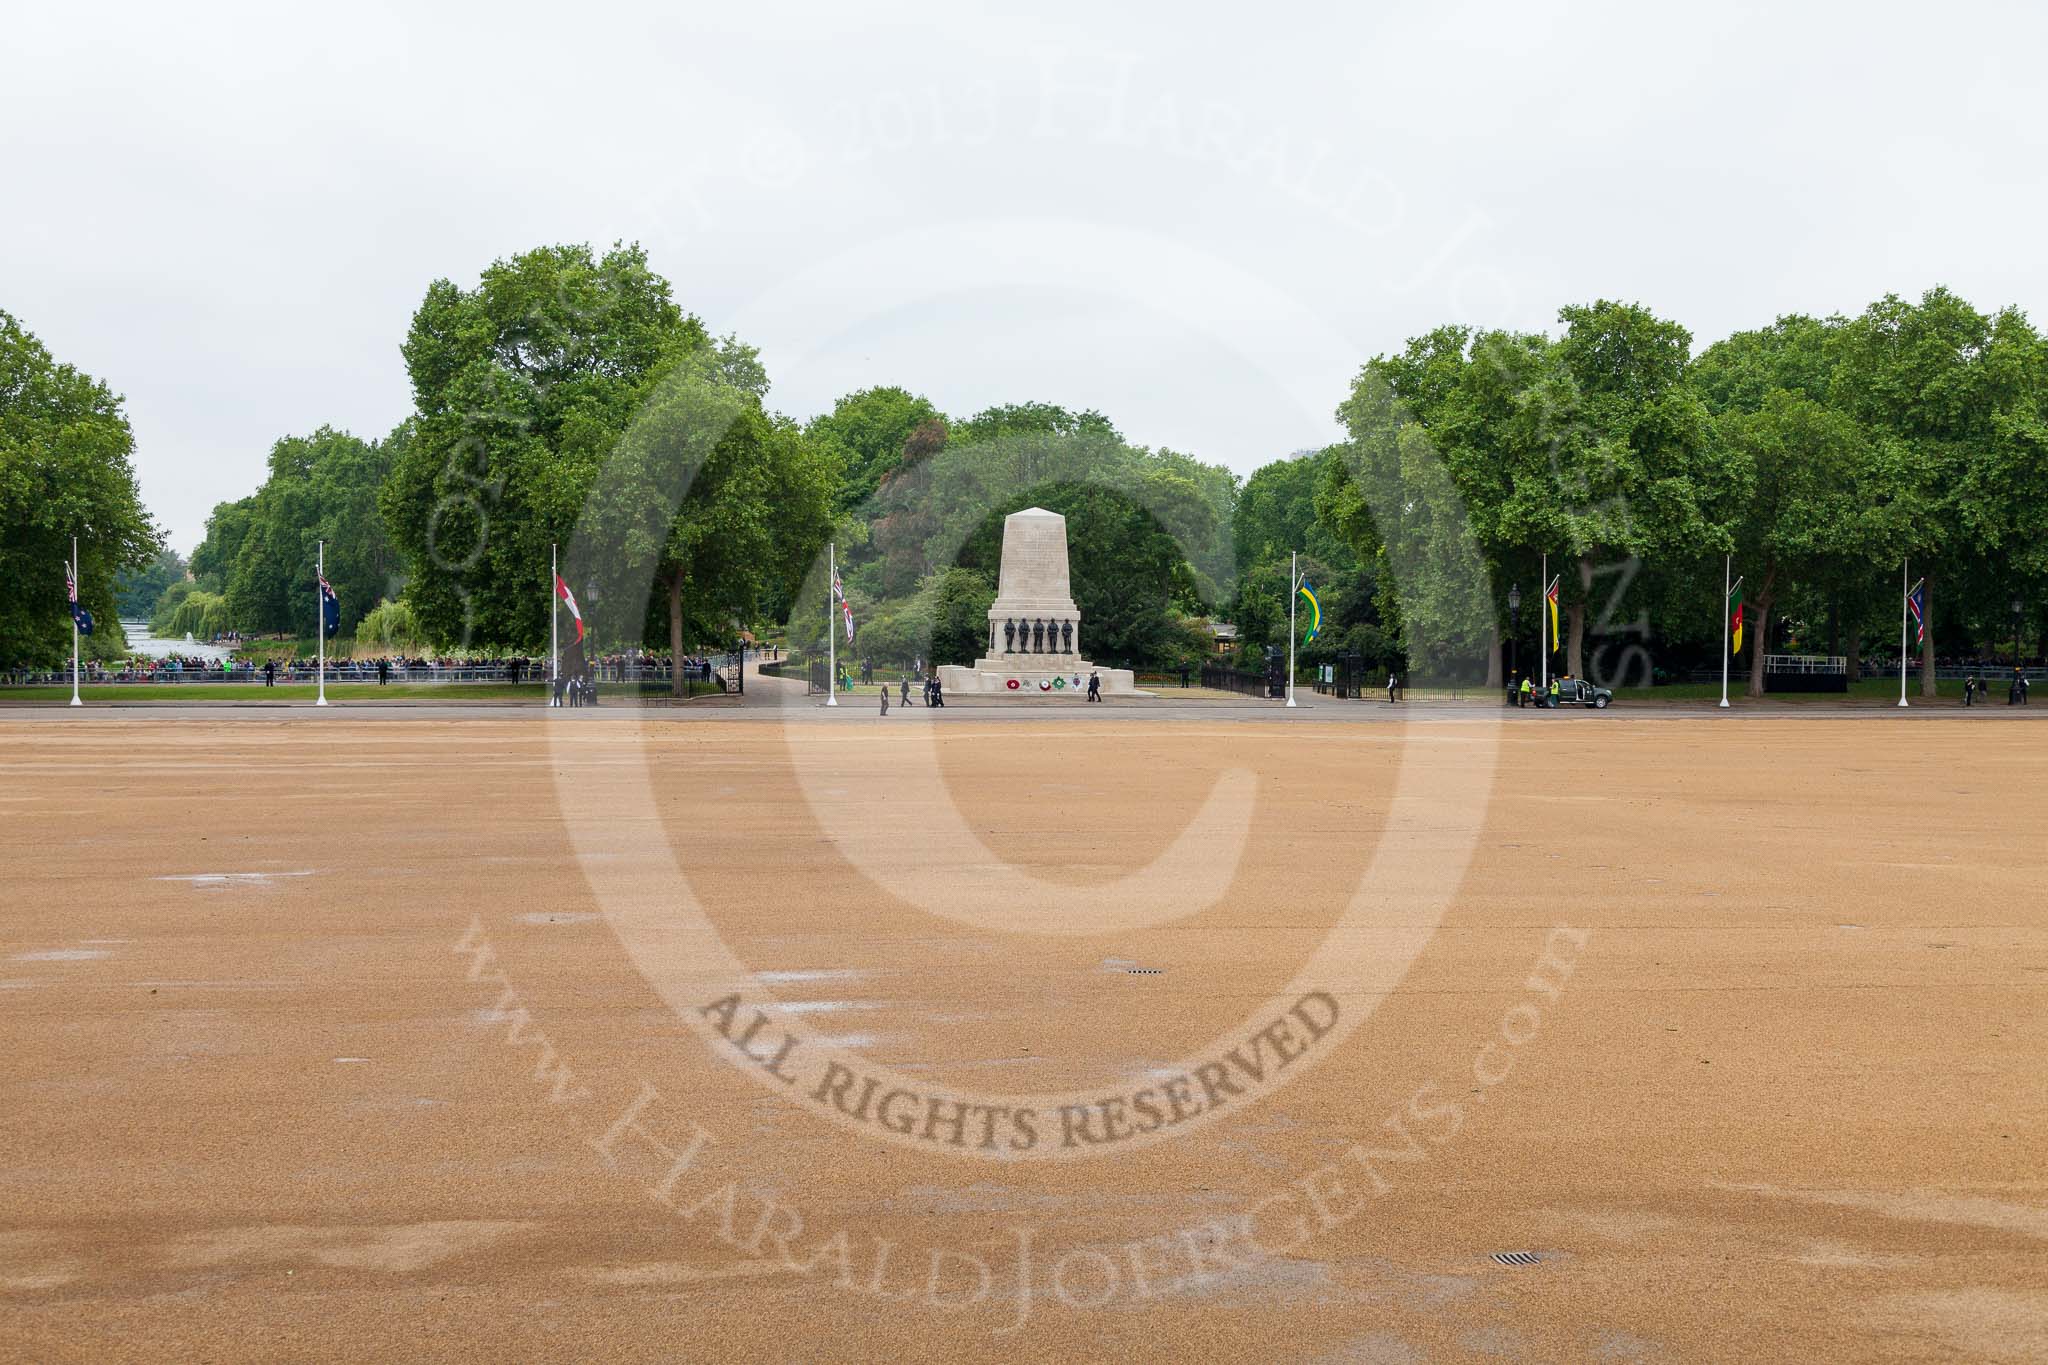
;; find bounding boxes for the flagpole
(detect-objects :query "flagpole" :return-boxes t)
[550,542,558,708]
[1286,550,1299,707]
[1719,554,1731,709]
[1539,551,1548,691]
[1898,560,1909,709]
[825,542,838,707]
[316,539,328,706]
[70,536,82,707]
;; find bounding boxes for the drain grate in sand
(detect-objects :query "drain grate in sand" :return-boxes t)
[1492,1251,1542,1267]
[1126,968,1164,975]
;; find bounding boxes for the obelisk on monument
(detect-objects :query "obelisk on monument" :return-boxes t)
[937,507,1139,696]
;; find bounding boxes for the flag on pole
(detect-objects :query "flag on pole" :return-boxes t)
[1297,579,1321,642]
[64,562,94,636]
[830,566,854,641]
[555,575,585,641]
[1728,578,1745,654]
[1545,576,1561,653]
[318,572,340,639]
[1907,579,1926,647]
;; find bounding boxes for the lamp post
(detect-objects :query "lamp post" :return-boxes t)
[1507,584,1521,696]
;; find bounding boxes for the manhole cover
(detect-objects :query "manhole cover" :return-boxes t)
[1492,1251,1542,1267]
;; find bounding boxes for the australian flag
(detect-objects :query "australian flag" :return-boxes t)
[64,562,93,636]
[319,573,340,639]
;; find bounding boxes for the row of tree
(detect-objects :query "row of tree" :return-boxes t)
[1305,291,2048,695]
[9,252,2044,696]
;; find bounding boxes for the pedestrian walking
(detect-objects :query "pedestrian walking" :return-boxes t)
[1517,676,1530,708]
[1386,672,1400,703]
[1547,676,1561,709]
[879,683,889,716]
[900,676,911,707]
[928,675,945,708]
[1087,670,1101,702]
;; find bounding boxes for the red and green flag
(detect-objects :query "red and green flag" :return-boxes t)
[1728,578,1744,654]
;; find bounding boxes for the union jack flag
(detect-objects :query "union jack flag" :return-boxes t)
[1907,579,1926,647]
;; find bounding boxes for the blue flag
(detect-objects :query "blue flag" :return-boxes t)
[319,574,340,639]
[65,561,93,636]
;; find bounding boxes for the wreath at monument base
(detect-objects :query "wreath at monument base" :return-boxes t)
[1005,678,1020,690]
[1052,676,1066,689]
[1038,680,1052,690]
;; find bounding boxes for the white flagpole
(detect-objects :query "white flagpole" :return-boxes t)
[1286,551,1299,707]
[315,539,328,706]
[1898,560,1909,708]
[550,542,558,708]
[1719,554,1732,709]
[1539,551,1548,691]
[825,542,838,707]
[70,536,82,707]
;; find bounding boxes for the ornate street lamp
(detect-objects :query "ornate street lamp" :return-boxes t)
[1507,584,1522,692]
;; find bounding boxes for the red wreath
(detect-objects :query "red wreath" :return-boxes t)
[1005,678,1020,690]
[1039,680,1052,690]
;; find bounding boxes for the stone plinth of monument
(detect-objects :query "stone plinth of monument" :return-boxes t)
[937,507,1141,698]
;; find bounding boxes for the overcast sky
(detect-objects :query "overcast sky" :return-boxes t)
[6,1,2045,551]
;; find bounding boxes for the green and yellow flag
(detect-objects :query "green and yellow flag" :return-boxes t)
[1297,579,1321,642]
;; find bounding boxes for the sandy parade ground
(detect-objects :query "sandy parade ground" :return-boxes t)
[2,693,2045,1362]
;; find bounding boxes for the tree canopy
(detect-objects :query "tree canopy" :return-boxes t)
[0,310,160,665]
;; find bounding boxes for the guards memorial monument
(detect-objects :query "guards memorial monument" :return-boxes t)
[937,506,1140,697]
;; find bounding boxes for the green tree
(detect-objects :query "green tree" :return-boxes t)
[0,310,160,665]
[808,386,945,513]
[214,426,401,637]
[116,546,185,618]
[569,358,835,696]
[382,242,712,648]
[189,496,256,592]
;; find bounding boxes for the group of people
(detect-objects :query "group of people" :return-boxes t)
[1510,674,1575,708]
[1963,667,2032,706]
[878,673,946,714]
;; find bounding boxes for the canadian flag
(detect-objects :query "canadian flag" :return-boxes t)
[555,575,585,641]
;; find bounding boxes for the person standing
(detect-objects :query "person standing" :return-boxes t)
[377,657,390,687]
[879,682,889,716]
[929,674,945,708]
[263,659,275,689]
[1965,672,1979,707]
[1547,676,1561,709]
[1386,672,1399,703]
[1517,676,1531,708]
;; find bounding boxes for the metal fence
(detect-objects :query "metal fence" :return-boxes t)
[2,649,762,689]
